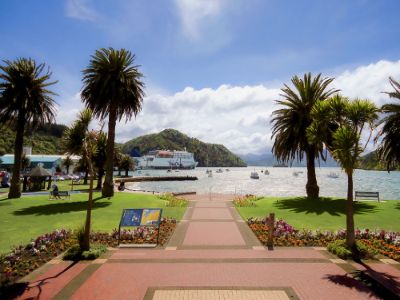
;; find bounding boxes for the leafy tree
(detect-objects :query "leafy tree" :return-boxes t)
[119,154,134,177]
[62,155,73,174]
[81,48,145,197]
[376,77,400,171]
[308,96,378,251]
[93,131,107,189]
[63,109,92,184]
[21,154,31,174]
[0,58,57,198]
[271,73,338,199]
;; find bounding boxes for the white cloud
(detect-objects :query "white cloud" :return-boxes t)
[174,0,225,40]
[113,59,400,156]
[65,0,99,21]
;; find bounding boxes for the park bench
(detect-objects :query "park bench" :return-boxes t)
[49,190,71,200]
[72,178,81,184]
[355,191,380,202]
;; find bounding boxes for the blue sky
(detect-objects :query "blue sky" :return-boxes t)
[1,0,400,154]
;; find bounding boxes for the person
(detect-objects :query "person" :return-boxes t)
[118,181,125,191]
[51,183,60,199]
[1,171,10,188]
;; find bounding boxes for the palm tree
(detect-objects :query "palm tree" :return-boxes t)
[119,154,134,177]
[376,77,400,171]
[62,155,73,175]
[0,58,57,198]
[308,96,378,251]
[271,73,338,199]
[81,48,145,197]
[21,153,31,174]
[93,131,107,189]
[63,108,93,184]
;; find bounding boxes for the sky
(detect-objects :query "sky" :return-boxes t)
[1,0,400,155]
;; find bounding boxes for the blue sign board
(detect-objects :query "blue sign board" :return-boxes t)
[119,208,162,227]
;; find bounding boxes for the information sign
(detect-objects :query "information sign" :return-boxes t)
[118,208,163,247]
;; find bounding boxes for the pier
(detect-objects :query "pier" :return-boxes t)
[114,176,198,183]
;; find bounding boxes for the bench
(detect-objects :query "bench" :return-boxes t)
[49,190,71,200]
[355,191,380,202]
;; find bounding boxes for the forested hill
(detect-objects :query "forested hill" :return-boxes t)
[121,129,247,167]
[357,150,400,171]
[0,123,67,155]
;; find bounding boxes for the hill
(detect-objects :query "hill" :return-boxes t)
[357,150,399,171]
[0,123,67,155]
[121,129,246,167]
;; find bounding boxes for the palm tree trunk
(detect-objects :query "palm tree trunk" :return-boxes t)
[125,168,129,177]
[82,157,95,251]
[305,147,319,199]
[102,107,116,197]
[346,170,356,250]
[83,168,88,185]
[9,115,25,199]
[96,168,104,190]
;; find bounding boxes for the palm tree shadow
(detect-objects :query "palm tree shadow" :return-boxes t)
[273,197,377,216]
[325,262,400,299]
[13,197,111,216]
[1,261,78,299]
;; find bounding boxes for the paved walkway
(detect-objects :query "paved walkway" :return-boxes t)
[14,193,400,299]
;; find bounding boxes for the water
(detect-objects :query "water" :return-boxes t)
[123,167,400,200]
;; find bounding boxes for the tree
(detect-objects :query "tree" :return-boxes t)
[21,153,31,174]
[93,131,107,189]
[81,48,145,197]
[271,73,338,199]
[308,96,378,251]
[62,155,73,174]
[63,109,92,184]
[0,58,57,198]
[376,77,400,171]
[119,154,134,177]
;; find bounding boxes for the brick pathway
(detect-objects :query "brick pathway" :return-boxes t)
[14,193,400,299]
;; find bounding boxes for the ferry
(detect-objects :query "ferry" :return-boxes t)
[136,150,198,170]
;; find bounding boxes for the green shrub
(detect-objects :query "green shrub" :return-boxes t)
[327,239,376,260]
[158,193,188,207]
[63,244,106,261]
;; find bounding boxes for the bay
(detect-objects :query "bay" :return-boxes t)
[123,167,400,200]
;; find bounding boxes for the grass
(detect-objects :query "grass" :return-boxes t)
[237,197,400,232]
[0,191,186,254]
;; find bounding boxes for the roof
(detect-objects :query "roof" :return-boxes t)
[29,166,52,177]
[0,154,63,165]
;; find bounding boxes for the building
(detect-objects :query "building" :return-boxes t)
[0,154,81,175]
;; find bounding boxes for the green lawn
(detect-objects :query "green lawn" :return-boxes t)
[237,197,400,232]
[0,191,186,254]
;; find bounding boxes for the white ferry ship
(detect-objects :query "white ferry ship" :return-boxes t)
[136,150,198,169]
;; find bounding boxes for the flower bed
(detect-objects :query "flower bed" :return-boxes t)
[158,193,188,207]
[0,218,178,289]
[90,218,177,247]
[0,229,73,288]
[247,217,400,261]
[233,194,262,207]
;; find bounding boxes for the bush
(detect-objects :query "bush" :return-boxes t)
[327,239,376,260]
[63,244,106,261]
[233,195,261,207]
[158,193,188,207]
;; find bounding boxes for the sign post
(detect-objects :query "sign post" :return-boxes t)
[118,208,163,248]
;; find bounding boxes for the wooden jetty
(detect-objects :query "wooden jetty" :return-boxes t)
[114,176,198,183]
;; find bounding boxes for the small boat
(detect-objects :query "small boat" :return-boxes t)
[328,172,339,178]
[208,171,213,178]
[216,169,223,173]
[293,172,299,177]
[225,169,230,172]
[264,169,269,175]
[250,171,259,179]
[167,169,172,173]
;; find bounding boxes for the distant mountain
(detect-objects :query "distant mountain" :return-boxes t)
[121,129,246,167]
[239,152,339,167]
